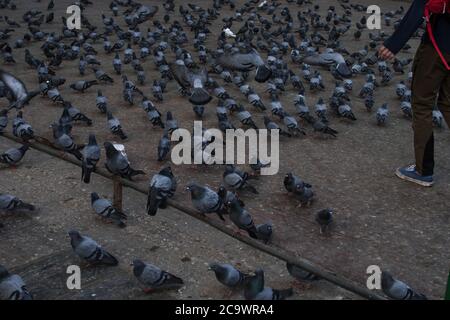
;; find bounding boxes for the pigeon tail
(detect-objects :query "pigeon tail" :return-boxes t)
[189,88,212,105]
[255,65,272,83]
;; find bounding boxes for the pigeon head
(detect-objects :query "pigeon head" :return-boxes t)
[217,186,227,199]
[90,192,100,204]
[381,271,395,290]
[186,182,203,198]
[131,259,146,277]
[88,134,97,145]
[159,166,173,177]
[68,230,82,242]
[0,265,10,280]
[104,142,118,158]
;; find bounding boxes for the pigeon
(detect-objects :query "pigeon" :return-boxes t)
[208,263,250,288]
[315,98,328,123]
[256,222,273,244]
[217,186,245,208]
[165,111,178,134]
[284,173,314,206]
[432,106,444,128]
[68,230,119,266]
[381,271,427,300]
[286,262,320,282]
[142,98,164,128]
[312,119,338,137]
[0,70,39,110]
[63,102,92,126]
[316,208,334,233]
[51,123,83,160]
[81,134,100,184]
[0,194,35,211]
[236,105,258,129]
[104,142,145,180]
[90,192,127,228]
[146,166,177,216]
[400,101,412,119]
[96,90,108,113]
[244,268,293,300]
[106,111,127,140]
[113,53,122,74]
[93,67,114,84]
[337,102,357,120]
[280,111,306,135]
[186,182,226,220]
[284,172,306,193]
[216,48,272,82]
[70,80,98,93]
[0,265,33,300]
[227,199,258,239]
[131,259,184,293]
[303,50,351,78]
[170,60,211,105]
[223,165,258,194]
[376,103,389,125]
[157,130,171,161]
[264,116,291,137]
[0,144,29,166]
[12,111,34,140]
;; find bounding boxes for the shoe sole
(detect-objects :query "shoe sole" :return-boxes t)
[395,169,434,187]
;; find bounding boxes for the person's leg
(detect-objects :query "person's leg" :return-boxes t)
[411,44,447,176]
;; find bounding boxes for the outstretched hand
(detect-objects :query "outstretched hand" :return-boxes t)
[378,45,395,60]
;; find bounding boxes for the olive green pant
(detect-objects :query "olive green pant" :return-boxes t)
[411,43,450,176]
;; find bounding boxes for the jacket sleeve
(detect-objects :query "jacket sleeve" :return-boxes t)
[383,0,426,54]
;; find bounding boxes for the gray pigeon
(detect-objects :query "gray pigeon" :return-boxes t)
[227,199,258,239]
[315,208,334,233]
[223,165,258,194]
[0,194,35,211]
[208,263,250,288]
[146,166,177,216]
[70,80,98,93]
[104,142,145,180]
[68,230,118,266]
[186,182,226,220]
[303,50,351,78]
[0,69,39,110]
[13,111,34,141]
[0,144,28,166]
[170,60,211,105]
[0,265,32,300]
[51,123,83,160]
[256,222,273,244]
[376,103,389,125]
[216,48,272,83]
[244,268,293,300]
[106,111,127,140]
[90,192,127,228]
[81,134,100,183]
[132,259,184,293]
[381,271,427,300]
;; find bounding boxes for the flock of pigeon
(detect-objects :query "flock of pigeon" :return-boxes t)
[0,0,431,300]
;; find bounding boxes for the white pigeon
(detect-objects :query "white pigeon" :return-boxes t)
[223,28,236,38]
